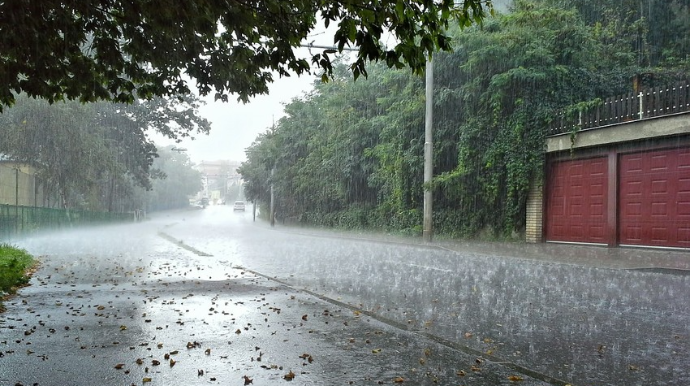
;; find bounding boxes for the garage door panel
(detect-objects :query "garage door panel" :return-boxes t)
[620,148,690,248]
[651,179,668,193]
[624,225,642,242]
[622,180,642,194]
[678,228,690,245]
[651,198,668,213]
[590,183,605,195]
[651,226,669,243]
[546,157,608,243]
[625,156,643,171]
[678,178,690,191]
[591,203,604,216]
[650,154,669,170]
[677,149,690,168]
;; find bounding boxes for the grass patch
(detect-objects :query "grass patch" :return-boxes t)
[1,243,35,311]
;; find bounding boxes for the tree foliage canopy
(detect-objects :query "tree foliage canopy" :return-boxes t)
[239,0,690,237]
[0,94,209,211]
[145,146,203,212]
[0,0,492,111]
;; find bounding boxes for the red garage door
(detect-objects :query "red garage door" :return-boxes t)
[546,157,608,243]
[619,148,690,248]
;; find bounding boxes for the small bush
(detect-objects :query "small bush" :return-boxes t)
[0,244,35,298]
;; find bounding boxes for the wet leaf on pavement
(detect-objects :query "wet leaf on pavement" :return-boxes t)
[299,353,314,363]
[283,370,296,381]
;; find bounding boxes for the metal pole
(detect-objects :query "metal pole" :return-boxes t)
[423,59,434,242]
[270,166,275,227]
[15,167,19,234]
[15,167,19,207]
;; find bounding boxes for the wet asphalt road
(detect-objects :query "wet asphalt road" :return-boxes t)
[1,205,689,385]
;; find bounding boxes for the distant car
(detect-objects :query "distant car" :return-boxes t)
[233,201,246,211]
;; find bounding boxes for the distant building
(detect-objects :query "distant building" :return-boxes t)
[193,160,242,203]
[0,154,46,207]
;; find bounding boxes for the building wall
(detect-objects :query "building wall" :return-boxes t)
[525,178,543,243]
[0,162,43,206]
[529,112,690,246]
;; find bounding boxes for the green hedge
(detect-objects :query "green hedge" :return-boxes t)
[0,244,35,310]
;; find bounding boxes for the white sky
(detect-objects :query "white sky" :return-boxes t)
[195,73,316,164]
[152,69,317,164]
[154,30,340,165]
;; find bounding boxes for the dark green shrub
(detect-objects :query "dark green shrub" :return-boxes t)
[0,244,34,296]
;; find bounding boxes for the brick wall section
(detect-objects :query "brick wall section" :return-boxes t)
[525,178,543,243]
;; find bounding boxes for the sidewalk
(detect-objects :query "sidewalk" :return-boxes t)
[435,239,690,272]
[277,225,690,272]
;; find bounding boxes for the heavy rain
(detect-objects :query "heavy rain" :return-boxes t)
[2,1,690,385]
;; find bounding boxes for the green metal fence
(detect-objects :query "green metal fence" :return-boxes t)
[0,204,135,240]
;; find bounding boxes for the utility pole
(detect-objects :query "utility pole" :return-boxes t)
[14,167,19,234]
[423,58,434,242]
[270,166,275,227]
